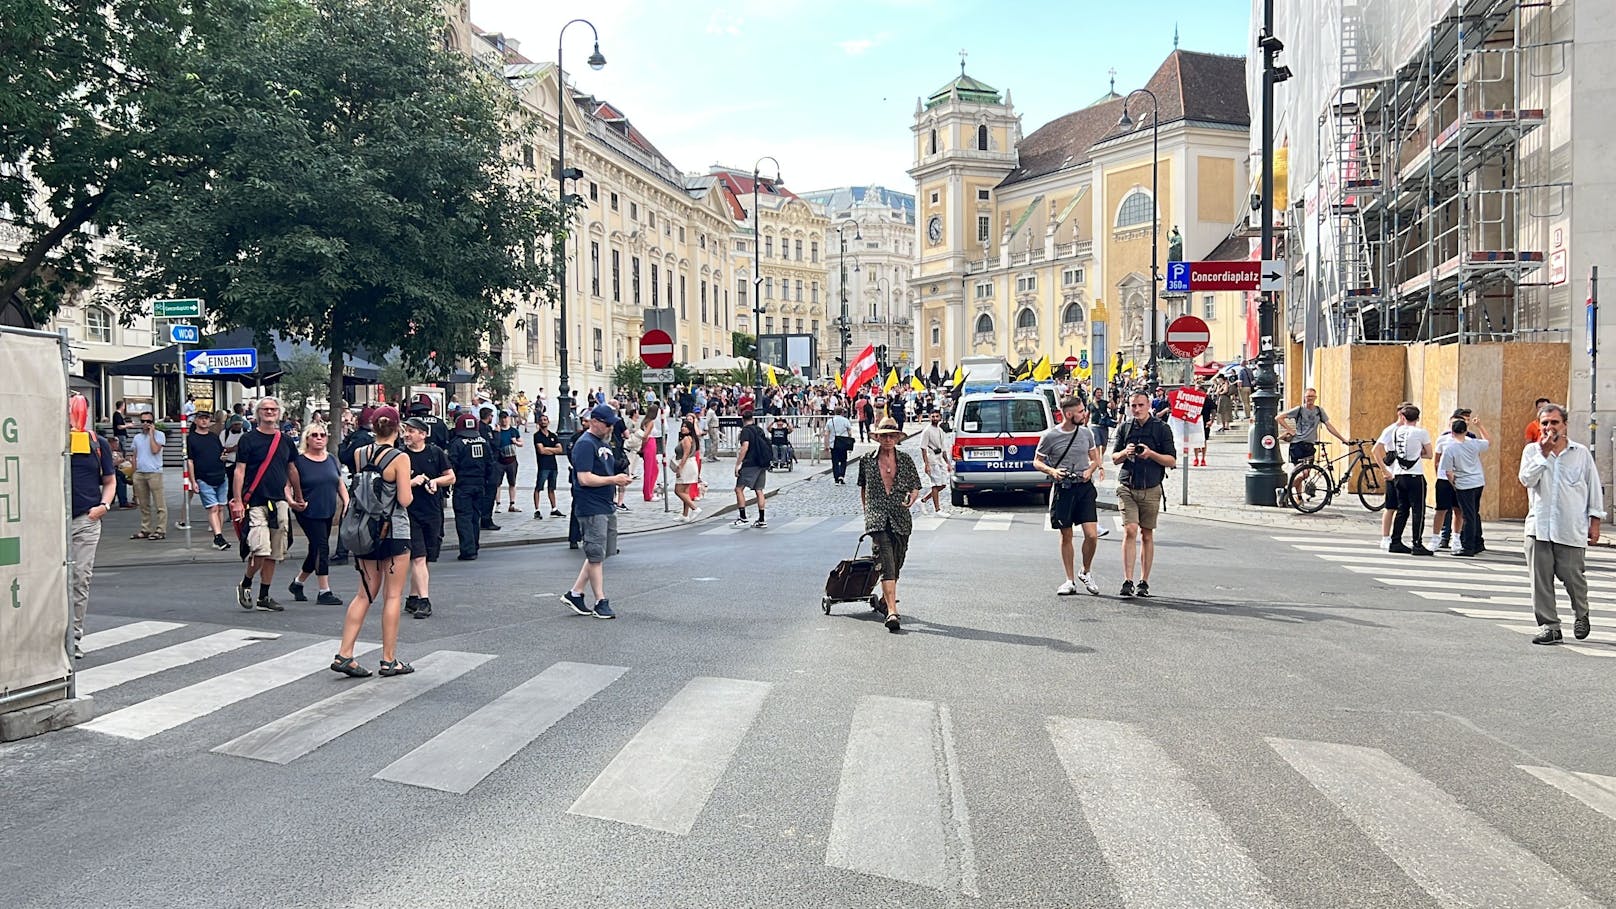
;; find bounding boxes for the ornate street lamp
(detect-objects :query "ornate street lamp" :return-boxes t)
[553,19,606,434]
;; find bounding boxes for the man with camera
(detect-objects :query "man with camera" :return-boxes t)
[1111,392,1177,598]
[1375,404,1434,555]
[1036,397,1103,596]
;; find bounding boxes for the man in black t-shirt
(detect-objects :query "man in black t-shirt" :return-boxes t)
[230,397,302,611]
[402,417,455,618]
[186,411,232,551]
[69,396,116,658]
[1109,391,1177,599]
[532,414,563,518]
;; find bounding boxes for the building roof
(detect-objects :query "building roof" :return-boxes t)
[1000,50,1249,189]
[1205,231,1254,262]
[798,185,917,224]
[925,71,1002,109]
[706,168,800,223]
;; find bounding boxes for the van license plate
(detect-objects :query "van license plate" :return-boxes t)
[964,447,1000,461]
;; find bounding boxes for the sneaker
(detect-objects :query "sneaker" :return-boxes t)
[1379,537,1392,552]
[255,596,284,612]
[534,509,544,519]
[1387,542,1412,554]
[1134,580,1152,598]
[1056,579,1080,596]
[73,644,84,660]
[316,591,343,606]
[212,535,231,551]
[550,509,565,517]
[237,585,254,610]
[592,599,616,619]
[616,502,629,512]
[753,518,768,528]
[1078,572,1100,595]
[1574,616,1591,640]
[1120,579,1135,598]
[1438,536,1452,550]
[288,581,307,602]
[1410,547,1435,557]
[1097,526,1111,539]
[482,522,501,531]
[1532,627,1563,645]
[731,517,750,528]
[562,591,593,616]
[413,598,433,619]
[689,506,702,519]
[404,595,419,615]
[173,521,189,531]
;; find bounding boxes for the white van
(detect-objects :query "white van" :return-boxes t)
[948,384,1054,507]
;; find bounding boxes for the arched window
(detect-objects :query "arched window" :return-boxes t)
[84,305,112,343]
[974,313,994,335]
[977,124,989,151]
[1062,302,1085,326]
[1016,307,1037,331]
[928,129,938,155]
[1115,190,1154,228]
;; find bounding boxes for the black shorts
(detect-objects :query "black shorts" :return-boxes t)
[1434,478,1456,510]
[1288,441,1317,464]
[868,530,909,581]
[360,537,411,561]
[409,513,443,562]
[1049,481,1098,529]
[499,459,518,485]
[1384,476,1401,510]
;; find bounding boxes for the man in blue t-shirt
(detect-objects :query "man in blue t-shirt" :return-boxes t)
[561,404,631,620]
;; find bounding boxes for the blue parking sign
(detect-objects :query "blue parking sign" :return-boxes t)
[1166,261,1191,294]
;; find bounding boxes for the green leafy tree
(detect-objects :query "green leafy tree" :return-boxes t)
[0,0,242,319]
[277,349,328,420]
[731,331,757,360]
[106,0,559,413]
[611,361,693,400]
[482,359,516,404]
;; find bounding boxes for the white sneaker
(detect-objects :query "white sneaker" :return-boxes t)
[690,506,702,518]
[731,517,749,528]
[1078,572,1100,595]
[935,510,949,519]
[1379,536,1392,552]
[1097,526,1111,538]
[1056,579,1080,596]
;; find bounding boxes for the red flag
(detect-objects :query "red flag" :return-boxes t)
[843,344,878,397]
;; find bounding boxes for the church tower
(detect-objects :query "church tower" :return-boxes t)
[908,53,1020,371]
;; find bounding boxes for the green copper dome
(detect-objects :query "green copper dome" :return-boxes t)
[925,72,1001,109]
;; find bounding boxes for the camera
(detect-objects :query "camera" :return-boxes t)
[1132,443,1147,457]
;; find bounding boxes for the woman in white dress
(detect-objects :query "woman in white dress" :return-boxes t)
[673,416,702,520]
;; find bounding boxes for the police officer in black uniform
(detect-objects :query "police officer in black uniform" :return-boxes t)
[477,405,501,531]
[408,393,450,451]
[448,413,495,560]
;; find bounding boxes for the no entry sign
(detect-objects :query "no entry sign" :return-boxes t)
[640,329,674,369]
[1166,315,1211,358]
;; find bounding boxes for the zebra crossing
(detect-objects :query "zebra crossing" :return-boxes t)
[1272,534,1616,657]
[699,511,1125,535]
[60,617,1616,902]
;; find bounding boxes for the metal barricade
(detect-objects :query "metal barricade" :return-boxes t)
[713,414,825,464]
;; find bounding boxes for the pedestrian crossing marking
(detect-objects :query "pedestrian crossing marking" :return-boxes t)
[212,651,494,765]
[375,661,628,795]
[1520,766,1616,822]
[1269,737,1603,909]
[1491,624,1616,653]
[1340,565,1529,583]
[772,516,827,534]
[79,620,187,654]
[1379,576,1616,600]
[972,514,1013,532]
[836,518,868,534]
[1048,716,1282,907]
[567,676,772,835]
[910,516,945,532]
[82,640,377,741]
[827,696,977,895]
[75,629,268,696]
[699,523,747,536]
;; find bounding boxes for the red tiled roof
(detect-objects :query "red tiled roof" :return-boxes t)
[708,169,799,223]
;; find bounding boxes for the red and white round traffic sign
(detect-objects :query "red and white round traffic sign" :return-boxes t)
[1064,355,1080,371]
[1166,315,1211,359]
[639,329,674,368]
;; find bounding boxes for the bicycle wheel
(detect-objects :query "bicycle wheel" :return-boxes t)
[1355,458,1386,512]
[1287,464,1333,514]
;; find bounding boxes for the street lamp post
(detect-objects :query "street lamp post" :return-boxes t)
[835,219,861,378]
[751,156,782,410]
[1117,88,1160,389]
[553,19,606,435]
[1246,0,1291,505]
[875,275,894,369]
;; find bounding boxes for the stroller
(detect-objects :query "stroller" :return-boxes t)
[821,533,885,615]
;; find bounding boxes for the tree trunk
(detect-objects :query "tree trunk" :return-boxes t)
[328,346,346,443]
[0,191,107,307]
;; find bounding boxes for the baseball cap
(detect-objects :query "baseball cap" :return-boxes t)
[404,416,430,431]
[370,405,400,428]
[588,404,617,423]
[1451,408,1471,418]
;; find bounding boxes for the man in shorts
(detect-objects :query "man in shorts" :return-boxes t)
[731,411,773,528]
[1110,391,1176,598]
[186,411,233,551]
[562,404,631,620]
[1036,397,1102,596]
[403,417,454,619]
[531,413,564,518]
[918,409,952,515]
[230,397,301,612]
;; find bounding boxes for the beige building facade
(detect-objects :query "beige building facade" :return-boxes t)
[800,186,918,377]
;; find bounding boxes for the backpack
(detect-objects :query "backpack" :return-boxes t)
[338,446,403,558]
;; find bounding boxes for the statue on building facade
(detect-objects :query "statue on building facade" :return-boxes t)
[1167,225,1183,262]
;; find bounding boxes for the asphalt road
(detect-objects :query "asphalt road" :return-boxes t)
[4,468,1615,908]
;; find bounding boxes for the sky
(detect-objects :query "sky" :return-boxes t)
[472,0,1253,195]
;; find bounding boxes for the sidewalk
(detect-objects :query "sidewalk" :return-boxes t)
[1104,426,1532,545]
[92,438,875,569]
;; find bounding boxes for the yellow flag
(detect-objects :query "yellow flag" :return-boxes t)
[1122,358,1136,375]
[835,370,844,390]
[951,365,965,389]
[909,375,926,393]
[1077,364,1092,379]
[1031,355,1052,382]
[766,364,779,387]
[882,368,898,392]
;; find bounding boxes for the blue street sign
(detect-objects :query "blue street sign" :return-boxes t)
[169,324,199,344]
[1166,261,1191,294]
[185,348,258,376]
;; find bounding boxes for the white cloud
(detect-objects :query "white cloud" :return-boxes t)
[838,38,876,56]
[705,10,744,36]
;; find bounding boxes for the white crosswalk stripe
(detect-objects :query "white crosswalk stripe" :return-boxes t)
[78,620,187,654]
[972,514,1014,532]
[75,629,273,696]
[1271,737,1603,908]
[1520,765,1616,822]
[771,516,827,534]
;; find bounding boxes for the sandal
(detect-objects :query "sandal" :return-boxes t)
[130,531,150,539]
[329,654,372,678]
[147,532,166,541]
[885,613,901,633]
[378,658,414,677]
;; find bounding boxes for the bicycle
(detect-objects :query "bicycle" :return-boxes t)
[1283,439,1387,514]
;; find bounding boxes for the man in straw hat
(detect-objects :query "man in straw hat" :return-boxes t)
[858,417,921,632]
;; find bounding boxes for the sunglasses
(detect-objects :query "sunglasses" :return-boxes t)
[141,419,155,424]
[306,432,328,438]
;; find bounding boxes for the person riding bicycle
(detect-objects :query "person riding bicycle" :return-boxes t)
[1277,388,1348,466]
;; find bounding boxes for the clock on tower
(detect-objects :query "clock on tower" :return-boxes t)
[927,215,942,245]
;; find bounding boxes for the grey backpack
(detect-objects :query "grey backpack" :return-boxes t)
[338,446,402,558]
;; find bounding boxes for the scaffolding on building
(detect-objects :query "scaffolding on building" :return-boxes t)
[1302,0,1573,346]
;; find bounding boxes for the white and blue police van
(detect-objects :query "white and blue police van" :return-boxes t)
[948,382,1055,507]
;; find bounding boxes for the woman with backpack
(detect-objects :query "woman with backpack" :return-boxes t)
[289,422,346,605]
[330,405,416,678]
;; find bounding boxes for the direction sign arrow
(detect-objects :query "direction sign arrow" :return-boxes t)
[1260,259,1286,292]
[185,348,258,376]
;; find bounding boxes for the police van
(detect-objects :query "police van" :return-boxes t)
[948,382,1054,507]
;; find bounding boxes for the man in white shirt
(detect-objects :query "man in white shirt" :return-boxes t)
[1375,404,1433,555]
[1519,403,1605,644]
[917,410,952,515]
[131,412,168,540]
[1437,415,1490,556]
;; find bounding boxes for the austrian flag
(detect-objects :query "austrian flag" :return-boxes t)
[843,344,878,397]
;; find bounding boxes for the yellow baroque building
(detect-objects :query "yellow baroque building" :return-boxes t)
[909,51,1252,382]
